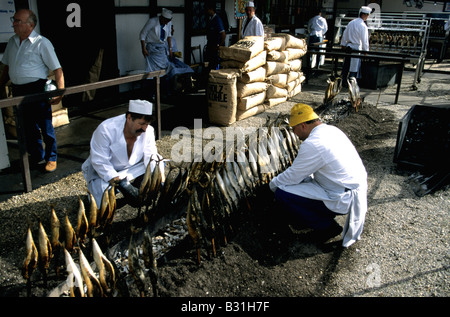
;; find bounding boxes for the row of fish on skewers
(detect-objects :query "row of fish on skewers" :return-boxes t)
[136,115,301,221]
[369,31,423,53]
[22,185,119,297]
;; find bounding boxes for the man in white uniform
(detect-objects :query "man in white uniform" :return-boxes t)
[82,100,163,207]
[308,8,328,44]
[307,8,328,68]
[241,1,264,38]
[269,104,368,247]
[340,6,371,83]
[140,8,174,75]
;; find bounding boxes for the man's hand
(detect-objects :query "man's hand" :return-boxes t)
[141,40,149,56]
[49,95,63,105]
[142,47,150,57]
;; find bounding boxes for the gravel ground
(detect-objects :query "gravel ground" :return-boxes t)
[0,68,448,300]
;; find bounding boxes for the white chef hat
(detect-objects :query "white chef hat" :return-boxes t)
[247,1,255,8]
[161,8,173,20]
[129,99,153,115]
[359,6,372,15]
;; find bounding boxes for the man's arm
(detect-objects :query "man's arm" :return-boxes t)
[219,31,226,46]
[141,40,149,56]
[50,67,64,105]
[167,36,173,58]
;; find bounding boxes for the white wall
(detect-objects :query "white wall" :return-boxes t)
[115,13,148,75]
[115,12,186,75]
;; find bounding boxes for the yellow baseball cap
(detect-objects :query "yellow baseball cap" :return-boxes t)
[289,103,319,127]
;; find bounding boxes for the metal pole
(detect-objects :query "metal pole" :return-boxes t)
[395,62,405,105]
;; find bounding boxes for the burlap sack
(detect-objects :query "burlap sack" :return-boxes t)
[288,59,302,72]
[221,51,267,72]
[287,48,307,60]
[287,71,302,83]
[238,67,266,84]
[219,36,264,62]
[207,69,240,126]
[266,85,288,99]
[273,33,307,49]
[237,91,266,111]
[288,82,302,98]
[265,61,291,76]
[286,78,301,92]
[265,97,287,107]
[266,50,289,63]
[236,104,266,121]
[266,73,288,88]
[264,36,285,51]
[237,82,268,98]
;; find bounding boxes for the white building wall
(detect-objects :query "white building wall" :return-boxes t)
[115,13,149,75]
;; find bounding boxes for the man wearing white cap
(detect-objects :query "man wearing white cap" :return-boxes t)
[140,8,174,74]
[340,6,371,84]
[241,1,264,38]
[82,100,163,207]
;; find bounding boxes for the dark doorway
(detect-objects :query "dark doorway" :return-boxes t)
[36,0,119,109]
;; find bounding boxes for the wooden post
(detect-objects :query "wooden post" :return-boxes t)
[155,76,161,140]
[238,19,242,40]
[13,105,32,192]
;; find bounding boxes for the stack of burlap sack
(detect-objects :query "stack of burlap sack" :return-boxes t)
[207,34,306,126]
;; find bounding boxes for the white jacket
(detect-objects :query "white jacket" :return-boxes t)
[241,15,264,38]
[308,15,328,37]
[269,124,368,247]
[340,17,369,73]
[139,16,172,44]
[82,114,160,205]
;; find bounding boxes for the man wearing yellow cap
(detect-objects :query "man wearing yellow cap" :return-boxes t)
[82,100,163,207]
[269,104,367,247]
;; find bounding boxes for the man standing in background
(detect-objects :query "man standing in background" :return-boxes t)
[0,9,65,173]
[205,2,226,71]
[307,8,328,68]
[140,8,174,74]
[340,6,371,84]
[241,1,264,38]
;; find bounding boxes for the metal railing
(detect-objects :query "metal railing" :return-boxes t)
[306,47,412,104]
[0,70,165,193]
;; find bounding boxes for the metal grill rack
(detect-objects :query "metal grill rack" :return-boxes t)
[334,13,431,87]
